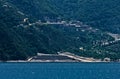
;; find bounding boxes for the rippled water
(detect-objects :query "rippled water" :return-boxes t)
[0,63,120,79]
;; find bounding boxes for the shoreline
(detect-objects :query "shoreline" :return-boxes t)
[0,52,118,63]
[0,60,116,63]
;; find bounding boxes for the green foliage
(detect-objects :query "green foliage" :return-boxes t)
[50,0,120,33]
[0,0,120,61]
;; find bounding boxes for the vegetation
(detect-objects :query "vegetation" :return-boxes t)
[0,0,120,61]
[50,0,120,34]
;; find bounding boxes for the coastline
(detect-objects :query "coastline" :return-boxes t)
[1,52,113,63]
[1,60,111,63]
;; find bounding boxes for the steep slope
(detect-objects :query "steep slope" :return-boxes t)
[6,0,120,34]
[51,0,120,34]
[0,0,120,61]
[7,0,58,20]
[0,0,36,60]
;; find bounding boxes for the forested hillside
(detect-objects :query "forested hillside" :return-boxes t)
[7,0,58,20]
[0,0,120,61]
[50,0,120,33]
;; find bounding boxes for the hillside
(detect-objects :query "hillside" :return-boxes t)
[50,0,120,34]
[6,0,58,20]
[0,0,120,61]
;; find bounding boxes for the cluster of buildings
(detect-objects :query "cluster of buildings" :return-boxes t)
[15,16,99,33]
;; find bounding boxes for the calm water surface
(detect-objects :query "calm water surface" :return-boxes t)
[0,63,120,79]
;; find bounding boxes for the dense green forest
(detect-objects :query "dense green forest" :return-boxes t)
[50,0,120,33]
[0,0,120,61]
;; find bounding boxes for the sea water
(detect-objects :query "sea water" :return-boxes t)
[0,63,120,79]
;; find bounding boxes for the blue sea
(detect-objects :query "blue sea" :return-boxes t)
[0,63,120,79]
